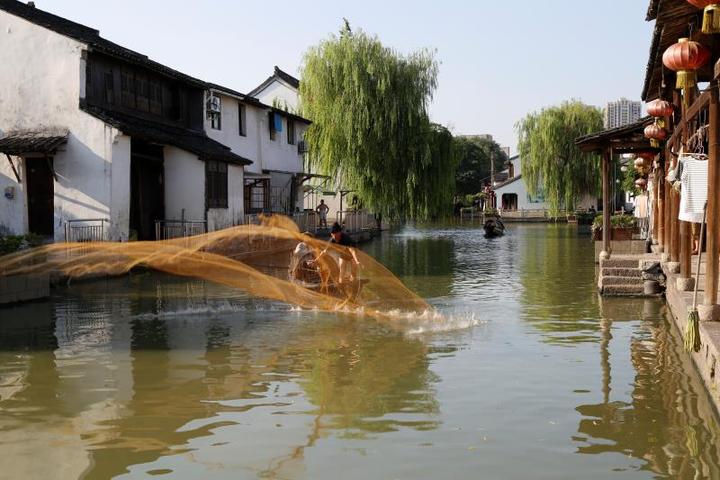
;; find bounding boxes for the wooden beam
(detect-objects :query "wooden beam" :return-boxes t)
[4,154,20,183]
[705,82,720,306]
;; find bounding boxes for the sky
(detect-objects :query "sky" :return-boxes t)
[33,0,654,153]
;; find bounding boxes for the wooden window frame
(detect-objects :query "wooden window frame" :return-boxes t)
[287,119,295,145]
[206,160,228,208]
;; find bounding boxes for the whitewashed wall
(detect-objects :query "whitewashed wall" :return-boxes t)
[208,164,244,230]
[0,11,124,240]
[253,81,299,112]
[163,147,205,222]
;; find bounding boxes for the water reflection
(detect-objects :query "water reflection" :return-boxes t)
[575,298,720,479]
[0,277,442,479]
[518,224,601,344]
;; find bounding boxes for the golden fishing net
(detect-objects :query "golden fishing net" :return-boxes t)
[0,216,430,318]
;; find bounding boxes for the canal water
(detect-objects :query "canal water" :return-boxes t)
[1,223,720,479]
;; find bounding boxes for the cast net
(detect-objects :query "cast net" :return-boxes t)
[0,216,431,319]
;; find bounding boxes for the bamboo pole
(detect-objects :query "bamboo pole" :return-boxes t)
[705,82,720,307]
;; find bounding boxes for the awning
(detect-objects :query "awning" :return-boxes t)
[0,129,68,156]
[575,117,657,154]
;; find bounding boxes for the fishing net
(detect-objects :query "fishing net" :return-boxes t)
[0,216,431,318]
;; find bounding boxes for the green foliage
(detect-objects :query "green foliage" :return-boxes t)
[591,214,637,232]
[516,100,604,215]
[454,136,508,195]
[0,233,43,256]
[620,166,641,197]
[300,22,456,220]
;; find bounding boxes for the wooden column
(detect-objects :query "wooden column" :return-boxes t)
[664,173,672,251]
[602,148,611,256]
[657,166,665,249]
[705,82,720,306]
[653,169,660,245]
[671,179,680,263]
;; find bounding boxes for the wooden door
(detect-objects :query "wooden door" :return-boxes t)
[26,157,54,236]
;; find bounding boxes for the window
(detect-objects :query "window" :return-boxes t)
[287,119,295,145]
[104,72,114,104]
[208,94,222,130]
[238,104,246,136]
[148,80,162,115]
[121,70,135,108]
[269,112,282,140]
[136,74,149,112]
[206,160,228,208]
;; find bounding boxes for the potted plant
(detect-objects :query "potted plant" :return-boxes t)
[591,214,638,241]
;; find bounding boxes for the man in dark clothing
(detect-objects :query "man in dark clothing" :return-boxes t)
[314,223,360,282]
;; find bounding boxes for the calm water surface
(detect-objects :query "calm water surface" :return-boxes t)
[1,223,720,479]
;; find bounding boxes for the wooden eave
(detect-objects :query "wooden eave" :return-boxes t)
[575,117,657,154]
[642,0,711,101]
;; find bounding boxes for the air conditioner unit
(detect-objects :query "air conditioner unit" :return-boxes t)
[207,96,221,113]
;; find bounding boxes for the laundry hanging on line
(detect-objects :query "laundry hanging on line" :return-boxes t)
[678,154,708,223]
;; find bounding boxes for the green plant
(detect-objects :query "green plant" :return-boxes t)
[591,214,637,232]
[0,233,43,256]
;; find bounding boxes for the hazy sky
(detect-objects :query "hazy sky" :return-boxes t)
[34,0,653,153]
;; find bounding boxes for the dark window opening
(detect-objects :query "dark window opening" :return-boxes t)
[287,119,295,145]
[149,80,162,115]
[121,70,136,108]
[206,160,228,208]
[238,104,246,136]
[104,71,114,104]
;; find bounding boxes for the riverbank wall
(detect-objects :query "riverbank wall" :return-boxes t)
[663,263,720,415]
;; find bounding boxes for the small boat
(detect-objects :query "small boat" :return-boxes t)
[483,217,505,237]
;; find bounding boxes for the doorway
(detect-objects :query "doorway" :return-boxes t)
[129,140,164,240]
[25,157,55,236]
[502,193,518,211]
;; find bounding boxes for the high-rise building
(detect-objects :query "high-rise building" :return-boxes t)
[604,98,642,129]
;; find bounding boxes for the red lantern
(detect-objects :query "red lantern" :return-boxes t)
[662,38,711,90]
[644,123,668,148]
[687,0,720,34]
[634,158,645,168]
[646,99,674,118]
[637,151,657,164]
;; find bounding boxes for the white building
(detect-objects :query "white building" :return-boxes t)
[604,98,642,129]
[493,155,596,214]
[0,1,312,242]
[204,84,310,218]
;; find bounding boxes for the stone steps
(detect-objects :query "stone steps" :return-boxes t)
[600,258,641,269]
[601,267,642,278]
[602,275,644,286]
[602,284,646,296]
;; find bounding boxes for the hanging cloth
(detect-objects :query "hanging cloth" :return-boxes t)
[678,154,708,223]
[634,193,649,219]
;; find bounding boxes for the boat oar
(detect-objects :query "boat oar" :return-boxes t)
[684,201,707,353]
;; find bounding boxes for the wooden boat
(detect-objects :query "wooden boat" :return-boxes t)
[483,217,505,237]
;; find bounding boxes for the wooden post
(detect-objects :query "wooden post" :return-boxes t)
[601,148,612,258]
[705,82,720,307]
[664,172,672,252]
[657,166,665,249]
[671,179,680,263]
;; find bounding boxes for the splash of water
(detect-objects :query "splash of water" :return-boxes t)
[0,216,439,321]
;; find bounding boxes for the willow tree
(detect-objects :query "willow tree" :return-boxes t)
[516,101,603,214]
[300,22,456,220]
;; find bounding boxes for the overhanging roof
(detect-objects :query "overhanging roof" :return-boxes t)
[80,104,253,166]
[641,0,706,101]
[0,129,68,155]
[575,117,657,153]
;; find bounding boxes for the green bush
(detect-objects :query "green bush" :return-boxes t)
[0,233,43,256]
[592,214,637,231]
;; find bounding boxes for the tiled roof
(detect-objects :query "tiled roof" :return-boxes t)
[0,0,206,87]
[0,129,68,155]
[80,104,252,166]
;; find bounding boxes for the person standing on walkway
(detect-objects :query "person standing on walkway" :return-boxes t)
[316,199,329,228]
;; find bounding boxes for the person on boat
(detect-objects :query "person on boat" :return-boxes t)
[289,241,321,284]
[313,223,360,283]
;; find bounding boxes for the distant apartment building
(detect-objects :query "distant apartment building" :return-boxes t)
[604,98,642,129]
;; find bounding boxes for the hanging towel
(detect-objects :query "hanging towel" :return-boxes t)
[678,155,708,223]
